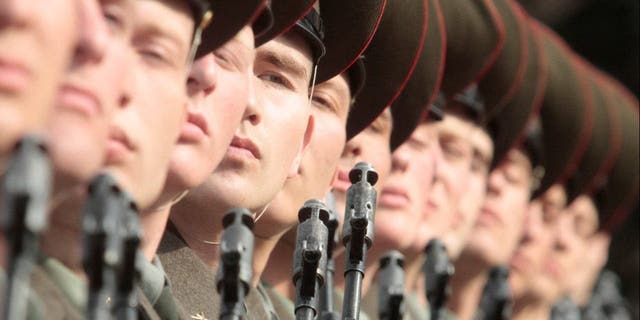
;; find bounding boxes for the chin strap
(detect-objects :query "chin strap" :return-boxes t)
[186,9,214,67]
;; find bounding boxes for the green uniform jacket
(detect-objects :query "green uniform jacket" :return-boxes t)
[260,281,295,320]
[158,227,277,320]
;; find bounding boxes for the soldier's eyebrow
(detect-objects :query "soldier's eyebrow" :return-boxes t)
[136,20,190,62]
[257,50,309,84]
[473,147,491,168]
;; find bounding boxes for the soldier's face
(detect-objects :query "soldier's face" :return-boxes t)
[509,196,562,305]
[421,109,475,244]
[465,148,532,265]
[46,0,132,189]
[186,31,314,213]
[104,0,194,209]
[553,195,604,303]
[375,122,438,253]
[255,73,350,238]
[156,26,256,207]
[442,126,492,259]
[333,108,393,220]
[0,0,78,162]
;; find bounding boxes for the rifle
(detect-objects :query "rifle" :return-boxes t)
[82,173,128,320]
[378,251,405,320]
[341,162,378,320]
[292,199,330,320]
[216,208,255,320]
[318,193,340,320]
[474,266,512,320]
[113,195,141,320]
[1,136,52,320]
[424,239,454,320]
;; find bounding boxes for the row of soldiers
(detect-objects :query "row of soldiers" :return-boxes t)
[0,0,638,319]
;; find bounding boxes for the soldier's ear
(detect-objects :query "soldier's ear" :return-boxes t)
[590,231,611,270]
[288,114,315,178]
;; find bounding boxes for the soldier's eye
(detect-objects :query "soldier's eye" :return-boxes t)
[311,94,337,112]
[102,4,126,33]
[258,73,292,89]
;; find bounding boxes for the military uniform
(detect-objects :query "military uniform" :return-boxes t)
[158,226,277,320]
[0,267,45,320]
[138,255,189,319]
[260,281,295,320]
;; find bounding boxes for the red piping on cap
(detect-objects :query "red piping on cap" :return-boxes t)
[558,71,595,186]
[584,69,623,196]
[419,0,447,123]
[273,1,317,40]
[329,1,387,80]
[603,181,639,233]
[248,2,268,28]
[460,0,506,95]
[504,18,548,158]
[383,0,430,111]
[492,2,529,116]
[538,24,596,188]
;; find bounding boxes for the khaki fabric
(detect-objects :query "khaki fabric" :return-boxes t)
[158,228,279,320]
[158,229,221,320]
[405,292,429,320]
[261,281,295,320]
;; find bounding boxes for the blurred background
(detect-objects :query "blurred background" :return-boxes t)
[519,0,639,317]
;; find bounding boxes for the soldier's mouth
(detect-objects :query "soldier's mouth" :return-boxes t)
[227,135,261,159]
[332,168,351,193]
[56,84,102,117]
[379,185,410,209]
[106,126,136,163]
[0,56,31,93]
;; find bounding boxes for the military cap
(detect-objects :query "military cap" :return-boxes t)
[388,0,447,150]
[592,85,639,232]
[254,0,324,59]
[439,0,506,98]
[346,0,430,140]
[564,62,624,203]
[478,0,529,119]
[531,21,596,198]
[450,84,486,123]
[489,15,548,169]
[315,0,386,85]
[193,0,271,58]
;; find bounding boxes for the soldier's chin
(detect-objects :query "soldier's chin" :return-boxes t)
[0,112,29,164]
[48,140,105,189]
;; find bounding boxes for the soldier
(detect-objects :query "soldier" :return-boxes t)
[395,0,521,317]
[0,0,84,164]
[161,2,328,318]
[327,1,432,314]
[260,0,430,317]
[28,0,269,318]
[508,184,570,319]
[447,17,596,319]
[441,0,534,263]
[1,1,127,317]
[553,71,638,319]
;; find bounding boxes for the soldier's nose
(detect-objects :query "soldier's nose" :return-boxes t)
[75,0,109,65]
[187,54,218,96]
[342,139,362,158]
